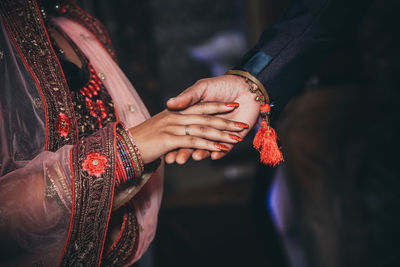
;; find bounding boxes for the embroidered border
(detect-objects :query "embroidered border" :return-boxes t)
[60,122,117,266]
[101,209,139,266]
[0,0,78,151]
[65,0,118,62]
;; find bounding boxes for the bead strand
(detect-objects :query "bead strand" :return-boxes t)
[116,134,137,183]
[116,125,144,177]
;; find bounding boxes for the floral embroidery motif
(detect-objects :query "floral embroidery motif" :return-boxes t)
[56,112,71,137]
[82,152,108,177]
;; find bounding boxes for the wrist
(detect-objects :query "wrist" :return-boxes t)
[225,73,251,92]
[225,70,270,105]
[225,70,283,166]
[224,74,260,107]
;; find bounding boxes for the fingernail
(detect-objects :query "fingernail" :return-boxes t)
[235,122,249,129]
[167,97,175,102]
[215,143,229,151]
[229,134,243,142]
[225,102,239,108]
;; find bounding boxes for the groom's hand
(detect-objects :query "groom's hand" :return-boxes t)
[165,75,260,164]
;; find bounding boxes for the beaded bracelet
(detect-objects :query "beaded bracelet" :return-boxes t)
[116,124,144,180]
[226,70,283,166]
[118,124,145,172]
[115,152,127,186]
[116,134,137,185]
[112,124,163,209]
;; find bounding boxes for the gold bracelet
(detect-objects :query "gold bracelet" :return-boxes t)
[226,70,270,105]
[226,69,271,124]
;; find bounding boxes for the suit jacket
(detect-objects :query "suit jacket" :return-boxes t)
[239,0,371,116]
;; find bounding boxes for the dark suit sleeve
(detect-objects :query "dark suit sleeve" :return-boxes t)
[238,0,371,116]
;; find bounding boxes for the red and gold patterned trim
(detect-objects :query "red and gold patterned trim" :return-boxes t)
[60,123,117,266]
[101,208,139,266]
[0,0,78,151]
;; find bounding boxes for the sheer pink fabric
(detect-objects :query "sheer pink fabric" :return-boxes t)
[0,20,70,266]
[0,15,164,265]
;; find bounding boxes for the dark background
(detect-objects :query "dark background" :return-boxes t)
[76,1,400,266]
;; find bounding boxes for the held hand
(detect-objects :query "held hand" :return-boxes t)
[128,102,248,164]
[166,75,260,163]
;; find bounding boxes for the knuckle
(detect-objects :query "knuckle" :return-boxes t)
[189,136,197,144]
[163,113,171,123]
[204,115,212,122]
[196,78,206,85]
[196,102,208,113]
[160,131,170,139]
[223,120,231,129]
[195,78,209,89]
[224,132,231,139]
[165,113,178,124]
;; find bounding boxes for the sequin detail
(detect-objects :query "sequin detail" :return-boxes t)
[72,62,116,134]
[56,112,71,137]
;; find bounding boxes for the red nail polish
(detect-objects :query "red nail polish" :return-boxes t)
[225,102,239,108]
[215,143,229,151]
[235,122,249,129]
[229,134,243,142]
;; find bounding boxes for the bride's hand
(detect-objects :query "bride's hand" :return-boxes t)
[128,102,248,164]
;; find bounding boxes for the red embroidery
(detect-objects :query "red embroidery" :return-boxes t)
[96,99,108,119]
[79,64,110,129]
[56,112,71,137]
[82,152,108,177]
[85,97,97,117]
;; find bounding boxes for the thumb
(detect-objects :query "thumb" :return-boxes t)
[166,80,207,110]
[166,94,193,110]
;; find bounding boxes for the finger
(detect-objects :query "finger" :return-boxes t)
[211,151,228,160]
[166,80,208,110]
[166,124,243,144]
[170,135,230,152]
[171,114,249,132]
[175,149,194,165]
[180,102,239,115]
[192,149,211,161]
[165,151,178,164]
[211,142,234,160]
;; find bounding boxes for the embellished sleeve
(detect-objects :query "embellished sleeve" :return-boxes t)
[60,122,118,266]
[101,207,139,266]
[0,122,146,266]
[61,122,153,265]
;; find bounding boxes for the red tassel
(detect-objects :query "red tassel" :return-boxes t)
[253,120,283,166]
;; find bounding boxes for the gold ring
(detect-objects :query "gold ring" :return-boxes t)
[185,125,190,136]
